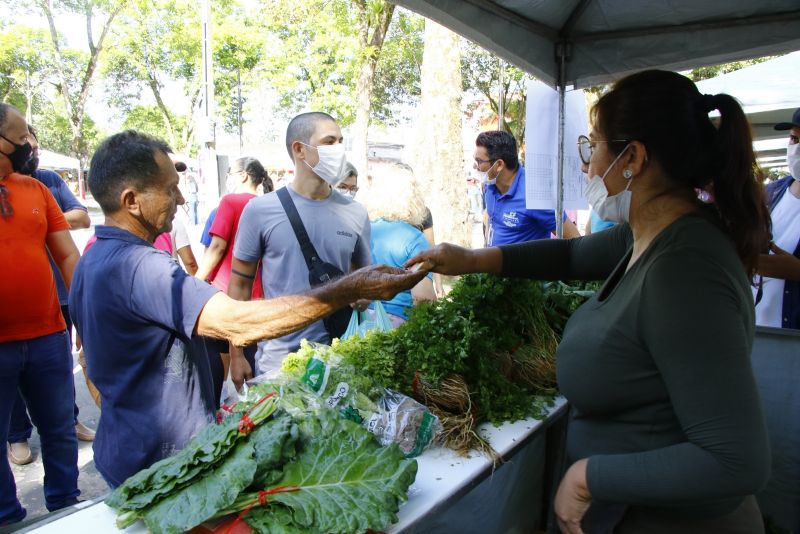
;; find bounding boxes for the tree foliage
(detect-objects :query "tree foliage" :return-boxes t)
[0,25,54,111]
[688,56,779,82]
[461,39,528,142]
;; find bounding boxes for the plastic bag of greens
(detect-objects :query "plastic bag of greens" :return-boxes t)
[365,389,442,458]
[342,301,393,340]
[292,346,441,456]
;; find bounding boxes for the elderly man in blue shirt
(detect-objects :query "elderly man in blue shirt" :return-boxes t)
[475,130,580,245]
[68,130,425,488]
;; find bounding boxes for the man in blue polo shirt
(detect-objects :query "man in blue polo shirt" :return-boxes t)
[475,131,580,245]
[69,130,425,487]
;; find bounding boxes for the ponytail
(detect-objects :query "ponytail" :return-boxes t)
[708,94,771,277]
[262,176,274,194]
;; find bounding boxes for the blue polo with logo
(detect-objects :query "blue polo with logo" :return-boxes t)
[485,166,559,245]
[69,225,219,487]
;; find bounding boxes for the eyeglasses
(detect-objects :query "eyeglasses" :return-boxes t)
[577,135,629,165]
[0,184,12,219]
[474,158,495,167]
[336,184,359,194]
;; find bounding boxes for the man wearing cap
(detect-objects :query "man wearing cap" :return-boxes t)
[0,104,82,524]
[755,108,800,329]
[68,129,423,489]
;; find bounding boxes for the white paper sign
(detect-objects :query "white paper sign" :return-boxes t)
[524,80,589,210]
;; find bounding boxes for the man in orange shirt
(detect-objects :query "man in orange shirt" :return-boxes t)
[0,104,81,525]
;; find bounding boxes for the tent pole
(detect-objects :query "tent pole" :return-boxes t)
[555,42,567,238]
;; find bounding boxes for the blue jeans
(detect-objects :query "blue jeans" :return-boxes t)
[0,331,80,524]
[8,306,79,443]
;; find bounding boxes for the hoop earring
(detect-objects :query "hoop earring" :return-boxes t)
[623,169,633,179]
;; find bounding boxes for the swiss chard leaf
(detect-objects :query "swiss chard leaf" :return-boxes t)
[108,395,278,512]
[244,415,417,534]
[107,416,241,511]
[141,436,258,534]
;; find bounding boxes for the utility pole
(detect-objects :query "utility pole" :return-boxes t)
[237,66,242,154]
[200,0,219,200]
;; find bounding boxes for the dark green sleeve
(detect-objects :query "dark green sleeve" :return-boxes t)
[499,223,632,281]
[586,250,770,506]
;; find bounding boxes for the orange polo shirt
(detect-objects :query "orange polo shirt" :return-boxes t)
[0,172,69,342]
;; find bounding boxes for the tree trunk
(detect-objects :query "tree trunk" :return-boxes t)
[350,0,395,175]
[39,0,123,161]
[412,20,470,249]
[148,73,178,148]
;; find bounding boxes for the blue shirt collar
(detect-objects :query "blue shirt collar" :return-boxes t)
[487,166,524,199]
[95,225,154,247]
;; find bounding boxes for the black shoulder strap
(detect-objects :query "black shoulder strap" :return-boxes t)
[277,187,319,270]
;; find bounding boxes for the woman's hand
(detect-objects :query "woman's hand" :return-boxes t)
[405,243,479,275]
[555,458,592,534]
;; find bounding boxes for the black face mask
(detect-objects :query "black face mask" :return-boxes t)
[0,135,33,173]
[19,154,39,176]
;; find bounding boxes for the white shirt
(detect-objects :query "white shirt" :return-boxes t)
[754,184,800,327]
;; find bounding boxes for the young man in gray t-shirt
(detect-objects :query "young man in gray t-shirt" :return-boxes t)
[229,112,371,375]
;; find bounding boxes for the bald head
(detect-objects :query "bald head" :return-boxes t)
[285,112,337,161]
[0,104,24,136]
[0,104,31,176]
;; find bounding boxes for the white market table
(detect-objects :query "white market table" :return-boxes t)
[18,397,568,534]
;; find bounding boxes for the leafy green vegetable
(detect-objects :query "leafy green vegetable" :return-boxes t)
[139,434,257,534]
[231,413,418,534]
[108,394,279,518]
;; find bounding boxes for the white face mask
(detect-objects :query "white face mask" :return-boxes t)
[787,143,800,179]
[477,160,499,186]
[301,142,346,187]
[584,144,632,223]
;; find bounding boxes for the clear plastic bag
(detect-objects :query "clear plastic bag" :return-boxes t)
[342,301,393,340]
[288,345,442,457]
[364,389,442,457]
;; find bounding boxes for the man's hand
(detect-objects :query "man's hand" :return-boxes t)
[758,244,800,281]
[351,299,371,312]
[345,265,427,302]
[229,344,253,391]
[554,458,592,534]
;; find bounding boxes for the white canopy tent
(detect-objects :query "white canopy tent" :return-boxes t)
[696,52,800,169]
[38,149,80,174]
[392,0,800,232]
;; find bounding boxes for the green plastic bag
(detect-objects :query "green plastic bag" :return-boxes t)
[342,301,393,340]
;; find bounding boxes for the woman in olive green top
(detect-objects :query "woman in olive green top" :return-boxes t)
[407,70,772,533]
